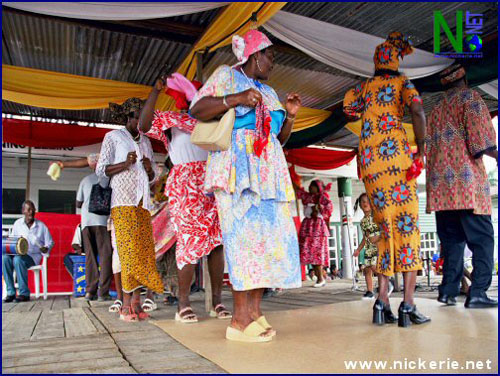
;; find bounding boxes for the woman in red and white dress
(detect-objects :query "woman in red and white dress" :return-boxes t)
[139,73,231,323]
[295,180,333,288]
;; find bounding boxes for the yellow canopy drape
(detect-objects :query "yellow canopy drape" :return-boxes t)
[2,64,327,131]
[346,119,416,146]
[2,64,160,110]
[292,108,331,133]
[177,2,286,81]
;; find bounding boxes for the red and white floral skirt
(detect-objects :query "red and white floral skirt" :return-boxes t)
[165,161,222,270]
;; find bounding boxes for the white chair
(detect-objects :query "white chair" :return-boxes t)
[29,254,49,300]
[6,254,49,300]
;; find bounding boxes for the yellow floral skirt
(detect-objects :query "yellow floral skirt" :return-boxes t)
[363,168,422,276]
[111,205,164,293]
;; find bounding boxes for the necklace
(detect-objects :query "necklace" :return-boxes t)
[128,129,140,142]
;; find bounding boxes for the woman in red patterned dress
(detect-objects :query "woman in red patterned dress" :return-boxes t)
[295,180,333,288]
[139,74,231,323]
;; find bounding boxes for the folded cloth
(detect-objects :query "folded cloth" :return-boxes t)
[406,158,423,181]
[47,162,61,181]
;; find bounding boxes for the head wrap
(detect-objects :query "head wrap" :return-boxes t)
[165,73,202,111]
[373,32,414,71]
[439,63,466,86]
[232,29,273,67]
[311,180,332,195]
[109,97,145,124]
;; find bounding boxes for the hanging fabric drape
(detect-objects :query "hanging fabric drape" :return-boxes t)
[264,11,453,79]
[2,65,168,110]
[479,80,498,99]
[3,2,227,21]
[293,107,331,132]
[2,65,327,131]
[2,117,167,153]
[285,147,356,170]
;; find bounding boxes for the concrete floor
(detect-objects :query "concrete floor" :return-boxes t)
[2,276,498,374]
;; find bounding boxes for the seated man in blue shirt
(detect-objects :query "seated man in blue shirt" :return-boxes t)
[3,200,54,302]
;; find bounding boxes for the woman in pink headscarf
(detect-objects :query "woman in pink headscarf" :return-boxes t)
[139,73,230,324]
[190,29,302,343]
[295,180,333,288]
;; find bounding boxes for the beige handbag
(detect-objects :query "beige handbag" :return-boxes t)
[190,108,235,151]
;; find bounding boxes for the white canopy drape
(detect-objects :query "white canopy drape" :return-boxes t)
[264,11,453,79]
[3,2,227,21]
[479,80,499,99]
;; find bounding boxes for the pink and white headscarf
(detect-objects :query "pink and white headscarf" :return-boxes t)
[232,29,273,67]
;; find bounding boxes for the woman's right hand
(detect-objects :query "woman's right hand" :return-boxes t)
[235,88,262,108]
[52,161,64,169]
[154,75,167,91]
[124,152,137,168]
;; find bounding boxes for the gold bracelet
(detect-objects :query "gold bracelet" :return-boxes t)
[287,115,296,121]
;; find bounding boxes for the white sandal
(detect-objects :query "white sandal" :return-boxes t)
[175,307,198,323]
[209,303,233,320]
[142,298,157,312]
[108,299,122,313]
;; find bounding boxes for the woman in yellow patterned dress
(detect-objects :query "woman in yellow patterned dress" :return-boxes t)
[343,32,430,327]
[96,98,164,322]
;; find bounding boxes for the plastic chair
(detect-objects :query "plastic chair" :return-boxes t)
[28,254,49,300]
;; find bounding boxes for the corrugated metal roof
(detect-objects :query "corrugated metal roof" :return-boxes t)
[1,7,196,123]
[283,2,498,52]
[2,8,192,84]
[2,3,498,141]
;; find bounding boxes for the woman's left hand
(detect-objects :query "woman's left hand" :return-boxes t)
[285,92,302,117]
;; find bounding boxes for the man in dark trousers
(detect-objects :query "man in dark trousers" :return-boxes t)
[77,168,113,301]
[425,64,497,308]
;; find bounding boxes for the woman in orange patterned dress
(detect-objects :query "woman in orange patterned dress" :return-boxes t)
[343,32,430,327]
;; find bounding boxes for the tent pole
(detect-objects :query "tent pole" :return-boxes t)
[26,146,32,200]
[197,50,212,313]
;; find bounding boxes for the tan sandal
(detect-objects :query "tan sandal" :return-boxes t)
[256,315,276,337]
[226,321,273,343]
[209,304,232,320]
[175,307,198,323]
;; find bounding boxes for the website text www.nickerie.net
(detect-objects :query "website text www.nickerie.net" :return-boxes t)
[344,358,494,371]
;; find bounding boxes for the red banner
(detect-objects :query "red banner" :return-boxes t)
[28,213,81,294]
[285,147,356,171]
[2,118,166,153]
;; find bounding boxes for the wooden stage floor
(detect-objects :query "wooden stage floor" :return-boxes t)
[2,276,498,374]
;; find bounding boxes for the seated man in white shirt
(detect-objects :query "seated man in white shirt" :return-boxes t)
[3,200,54,302]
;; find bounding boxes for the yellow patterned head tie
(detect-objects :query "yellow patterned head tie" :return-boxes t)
[373,32,414,71]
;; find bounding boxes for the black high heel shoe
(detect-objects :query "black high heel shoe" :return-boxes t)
[373,299,398,325]
[398,302,431,327]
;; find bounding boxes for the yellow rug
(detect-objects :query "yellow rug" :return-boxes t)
[152,298,497,374]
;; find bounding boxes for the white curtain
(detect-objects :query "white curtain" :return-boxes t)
[264,11,453,79]
[3,2,227,21]
[479,80,498,99]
